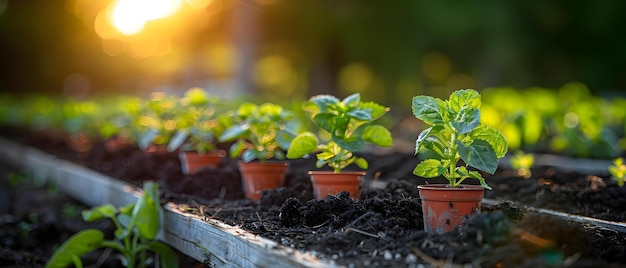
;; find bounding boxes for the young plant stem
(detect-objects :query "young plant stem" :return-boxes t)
[448,130,457,188]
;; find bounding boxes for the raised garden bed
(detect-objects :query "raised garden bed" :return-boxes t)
[1,129,626,267]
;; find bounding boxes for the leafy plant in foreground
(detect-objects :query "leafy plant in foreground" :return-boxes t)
[609,157,626,187]
[412,89,508,189]
[287,93,393,172]
[45,182,178,268]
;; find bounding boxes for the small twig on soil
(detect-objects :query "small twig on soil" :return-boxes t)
[345,227,390,241]
[219,186,226,200]
[514,228,555,248]
[412,247,465,268]
[306,219,329,229]
[204,206,253,212]
[346,211,373,228]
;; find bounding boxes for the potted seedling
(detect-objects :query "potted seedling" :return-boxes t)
[45,181,178,268]
[167,88,229,175]
[137,92,180,153]
[218,102,300,201]
[287,93,393,199]
[412,89,508,234]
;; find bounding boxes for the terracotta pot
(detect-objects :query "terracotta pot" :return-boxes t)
[308,171,365,199]
[178,151,226,175]
[237,161,288,201]
[104,137,132,153]
[418,184,484,234]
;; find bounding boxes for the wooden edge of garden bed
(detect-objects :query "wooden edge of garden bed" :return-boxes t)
[0,137,337,268]
[482,198,626,233]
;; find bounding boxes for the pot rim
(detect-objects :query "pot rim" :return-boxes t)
[417,184,485,191]
[307,170,367,175]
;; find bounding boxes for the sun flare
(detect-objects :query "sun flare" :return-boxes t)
[110,0,183,35]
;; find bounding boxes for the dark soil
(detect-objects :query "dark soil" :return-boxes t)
[1,127,626,267]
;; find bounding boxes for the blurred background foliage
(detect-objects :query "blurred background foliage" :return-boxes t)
[1,0,625,114]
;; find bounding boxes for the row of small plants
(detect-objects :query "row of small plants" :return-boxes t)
[480,82,626,159]
[2,87,625,266]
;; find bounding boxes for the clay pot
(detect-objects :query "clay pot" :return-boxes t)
[417,184,484,234]
[308,171,365,199]
[178,151,226,175]
[237,161,288,201]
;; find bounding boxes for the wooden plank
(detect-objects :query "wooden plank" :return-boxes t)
[0,137,335,267]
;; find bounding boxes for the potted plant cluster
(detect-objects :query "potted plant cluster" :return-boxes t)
[218,102,301,201]
[412,89,508,233]
[287,93,393,199]
[167,88,229,175]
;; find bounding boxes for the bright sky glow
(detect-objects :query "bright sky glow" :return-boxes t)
[111,0,183,35]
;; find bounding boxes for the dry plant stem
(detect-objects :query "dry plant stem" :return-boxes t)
[412,247,465,268]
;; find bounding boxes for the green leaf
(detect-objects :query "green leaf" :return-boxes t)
[148,241,179,268]
[228,140,245,158]
[242,149,259,162]
[360,101,389,120]
[82,204,116,222]
[448,89,481,112]
[333,134,365,152]
[308,95,340,113]
[312,113,335,134]
[362,125,392,147]
[412,96,446,126]
[354,157,369,169]
[450,108,480,134]
[413,159,445,178]
[469,125,509,158]
[130,181,160,240]
[342,93,360,107]
[448,89,482,134]
[236,103,257,117]
[138,128,159,151]
[167,130,189,152]
[218,124,249,142]
[457,139,498,174]
[45,229,104,268]
[287,132,319,159]
[347,108,372,121]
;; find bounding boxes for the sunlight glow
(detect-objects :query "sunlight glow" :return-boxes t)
[111,0,183,35]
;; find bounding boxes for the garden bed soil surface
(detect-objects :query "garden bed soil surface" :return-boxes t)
[1,127,626,267]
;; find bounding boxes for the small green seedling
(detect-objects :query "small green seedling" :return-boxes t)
[45,182,178,268]
[287,93,393,172]
[412,89,508,189]
[609,157,626,187]
[509,151,534,179]
[218,102,299,162]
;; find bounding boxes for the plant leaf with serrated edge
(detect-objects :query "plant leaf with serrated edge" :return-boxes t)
[312,113,335,134]
[309,95,340,113]
[457,139,498,174]
[347,108,372,121]
[412,96,446,126]
[413,159,445,178]
[360,101,389,120]
[342,93,360,107]
[448,89,481,134]
[469,125,508,158]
